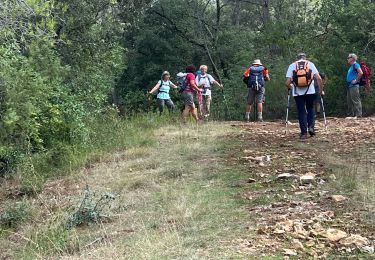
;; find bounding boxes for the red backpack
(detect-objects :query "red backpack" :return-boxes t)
[355,62,372,89]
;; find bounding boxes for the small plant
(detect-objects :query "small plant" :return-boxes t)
[66,185,116,229]
[0,201,31,228]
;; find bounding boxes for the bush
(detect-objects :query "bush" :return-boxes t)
[0,202,31,228]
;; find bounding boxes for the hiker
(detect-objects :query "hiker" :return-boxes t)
[148,71,178,115]
[285,53,323,140]
[346,53,363,118]
[314,72,327,118]
[243,59,270,122]
[195,65,223,118]
[181,65,201,122]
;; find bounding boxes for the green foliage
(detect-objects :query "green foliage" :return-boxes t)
[0,202,31,228]
[66,186,116,229]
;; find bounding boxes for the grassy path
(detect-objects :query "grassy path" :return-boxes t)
[1,118,374,259]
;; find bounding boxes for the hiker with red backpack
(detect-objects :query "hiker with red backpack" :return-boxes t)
[179,65,201,123]
[149,71,178,115]
[196,65,223,118]
[346,53,372,119]
[243,59,270,122]
[285,53,323,140]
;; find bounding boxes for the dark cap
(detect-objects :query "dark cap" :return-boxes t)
[297,52,307,59]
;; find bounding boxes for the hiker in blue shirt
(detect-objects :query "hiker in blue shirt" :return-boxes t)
[346,53,363,118]
[149,71,178,115]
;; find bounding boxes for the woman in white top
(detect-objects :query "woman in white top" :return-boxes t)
[149,71,178,114]
[195,65,223,118]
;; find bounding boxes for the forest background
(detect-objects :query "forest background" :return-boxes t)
[0,0,374,190]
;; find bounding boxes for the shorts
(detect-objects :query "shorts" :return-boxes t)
[182,91,195,107]
[247,87,265,105]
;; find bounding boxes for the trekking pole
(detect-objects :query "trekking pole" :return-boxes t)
[221,87,230,119]
[285,88,291,132]
[320,96,328,130]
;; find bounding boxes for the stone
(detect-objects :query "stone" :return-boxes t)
[360,246,374,254]
[321,228,348,242]
[283,249,297,256]
[300,175,315,184]
[277,173,298,180]
[247,178,256,183]
[340,234,369,247]
[330,195,347,202]
[292,239,304,250]
[293,222,309,236]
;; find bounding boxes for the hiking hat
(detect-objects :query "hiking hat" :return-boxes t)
[252,59,262,65]
[297,52,307,59]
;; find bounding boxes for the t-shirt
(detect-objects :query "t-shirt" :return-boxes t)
[157,80,171,99]
[196,73,214,96]
[346,63,360,88]
[286,60,319,96]
[185,73,196,92]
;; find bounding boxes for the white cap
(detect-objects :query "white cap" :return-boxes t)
[252,59,262,65]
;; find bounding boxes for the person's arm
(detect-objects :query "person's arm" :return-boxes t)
[170,82,178,89]
[352,65,363,85]
[210,75,223,88]
[213,80,223,88]
[285,78,293,89]
[190,79,201,92]
[149,82,161,94]
[285,65,293,89]
[264,68,270,81]
[314,73,323,95]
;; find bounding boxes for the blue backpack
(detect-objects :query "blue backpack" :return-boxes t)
[247,66,265,90]
[176,72,188,92]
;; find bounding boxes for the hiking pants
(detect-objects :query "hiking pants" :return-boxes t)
[294,94,315,135]
[200,95,211,116]
[157,98,175,114]
[346,85,362,117]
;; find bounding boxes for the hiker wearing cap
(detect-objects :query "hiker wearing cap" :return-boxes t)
[243,59,270,122]
[181,65,201,122]
[149,71,178,115]
[314,72,327,118]
[285,53,323,140]
[346,53,363,118]
[196,65,223,118]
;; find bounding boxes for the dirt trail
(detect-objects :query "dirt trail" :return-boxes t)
[229,117,375,258]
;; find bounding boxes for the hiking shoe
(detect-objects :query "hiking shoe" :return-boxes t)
[308,127,315,136]
[299,133,308,140]
[257,117,263,122]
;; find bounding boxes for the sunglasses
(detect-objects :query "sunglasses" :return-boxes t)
[347,57,352,59]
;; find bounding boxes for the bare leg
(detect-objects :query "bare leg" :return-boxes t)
[182,105,190,122]
[190,106,199,122]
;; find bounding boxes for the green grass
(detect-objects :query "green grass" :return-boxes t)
[1,119,261,259]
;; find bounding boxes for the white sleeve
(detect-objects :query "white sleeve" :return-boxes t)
[158,80,162,85]
[208,74,215,83]
[286,64,294,78]
[309,62,319,75]
[195,77,199,85]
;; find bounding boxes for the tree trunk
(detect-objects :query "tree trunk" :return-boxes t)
[262,0,270,24]
[232,0,241,27]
